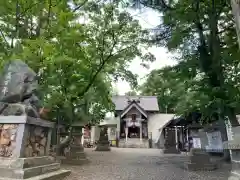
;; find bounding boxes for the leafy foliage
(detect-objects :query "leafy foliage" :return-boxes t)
[136,0,240,125]
[0,0,154,125]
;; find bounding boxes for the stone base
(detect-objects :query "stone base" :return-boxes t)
[95,144,110,151]
[0,156,71,179]
[62,158,89,165]
[228,171,240,180]
[163,147,180,154]
[184,162,217,171]
[184,148,217,171]
[62,147,89,165]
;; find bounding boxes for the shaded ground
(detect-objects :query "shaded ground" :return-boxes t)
[64,148,231,180]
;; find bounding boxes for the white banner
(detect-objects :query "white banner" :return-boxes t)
[206,131,223,152]
[192,138,201,148]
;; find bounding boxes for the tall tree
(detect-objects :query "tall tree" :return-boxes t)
[0,0,154,124]
[132,0,240,126]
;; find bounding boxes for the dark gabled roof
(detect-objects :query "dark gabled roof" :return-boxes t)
[112,95,159,111]
[120,100,148,118]
[166,117,188,127]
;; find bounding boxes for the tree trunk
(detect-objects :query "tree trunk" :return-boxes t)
[231,0,240,49]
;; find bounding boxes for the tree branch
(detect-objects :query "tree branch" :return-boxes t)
[73,0,89,12]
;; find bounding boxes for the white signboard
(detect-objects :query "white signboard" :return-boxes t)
[192,138,201,148]
[206,131,223,152]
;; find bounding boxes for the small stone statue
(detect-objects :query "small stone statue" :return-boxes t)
[0,60,41,117]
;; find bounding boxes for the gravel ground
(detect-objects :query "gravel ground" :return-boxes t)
[64,148,232,180]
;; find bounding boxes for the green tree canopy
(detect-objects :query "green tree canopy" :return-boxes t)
[0,0,155,125]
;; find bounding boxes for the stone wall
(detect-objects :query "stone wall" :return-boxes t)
[0,124,18,157]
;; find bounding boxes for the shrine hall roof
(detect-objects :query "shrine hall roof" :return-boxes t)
[112,95,159,112]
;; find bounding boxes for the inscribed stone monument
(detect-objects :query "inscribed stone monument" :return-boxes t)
[0,60,71,179]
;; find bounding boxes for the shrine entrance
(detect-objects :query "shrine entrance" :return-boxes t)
[128,126,140,138]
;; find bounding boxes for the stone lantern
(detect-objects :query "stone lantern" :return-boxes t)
[62,122,89,165]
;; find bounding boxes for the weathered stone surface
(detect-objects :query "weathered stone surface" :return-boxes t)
[0,124,18,157]
[25,125,48,157]
[95,126,110,151]
[62,144,89,165]
[0,156,70,179]
[185,148,217,171]
[163,147,180,154]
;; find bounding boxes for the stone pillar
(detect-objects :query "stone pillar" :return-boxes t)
[95,126,110,151]
[224,126,240,179]
[140,123,142,141]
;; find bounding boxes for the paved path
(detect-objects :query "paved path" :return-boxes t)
[64,148,231,180]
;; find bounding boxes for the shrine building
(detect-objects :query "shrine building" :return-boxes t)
[91,95,177,148]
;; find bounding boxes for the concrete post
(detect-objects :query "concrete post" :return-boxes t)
[140,123,142,141]
[81,127,84,145]
[125,127,128,142]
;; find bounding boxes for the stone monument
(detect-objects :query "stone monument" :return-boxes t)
[185,148,217,171]
[184,132,217,171]
[0,60,71,179]
[95,126,110,151]
[61,123,89,165]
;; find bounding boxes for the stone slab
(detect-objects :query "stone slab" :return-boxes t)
[0,115,54,128]
[0,156,70,179]
[62,158,89,165]
[229,171,240,180]
[95,145,110,151]
[189,154,211,164]
[0,162,60,179]
[0,156,56,169]
[163,147,180,154]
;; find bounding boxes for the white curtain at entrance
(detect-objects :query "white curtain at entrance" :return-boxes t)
[126,118,141,127]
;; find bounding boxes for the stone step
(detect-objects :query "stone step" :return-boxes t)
[0,169,71,180]
[0,156,56,169]
[23,163,61,179]
[0,163,60,179]
[61,158,89,165]
[119,140,149,148]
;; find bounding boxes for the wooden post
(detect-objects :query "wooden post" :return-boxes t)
[231,0,240,47]
[175,126,178,150]
[140,123,142,141]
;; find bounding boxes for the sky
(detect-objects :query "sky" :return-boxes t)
[114,8,177,95]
